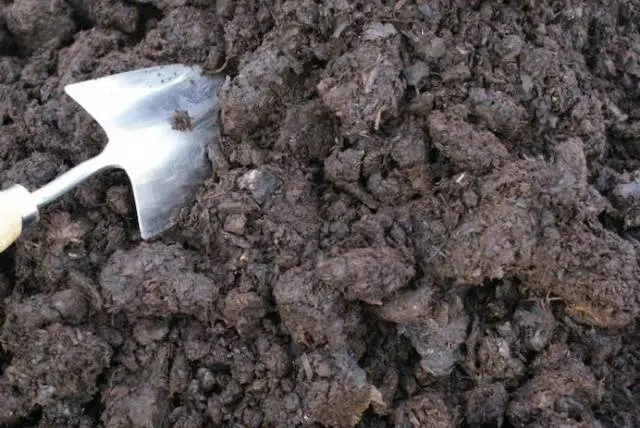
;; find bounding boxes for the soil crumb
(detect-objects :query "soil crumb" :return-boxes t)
[171,109,193,131]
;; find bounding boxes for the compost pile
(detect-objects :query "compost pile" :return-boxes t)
[1,1,640,427]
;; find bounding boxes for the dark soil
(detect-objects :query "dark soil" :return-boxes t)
[1,1,640,427]
[172,110,194,132]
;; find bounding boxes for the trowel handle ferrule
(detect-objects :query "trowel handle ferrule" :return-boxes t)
[0,184,38,253]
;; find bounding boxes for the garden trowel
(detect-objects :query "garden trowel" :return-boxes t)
[0,64,226,253]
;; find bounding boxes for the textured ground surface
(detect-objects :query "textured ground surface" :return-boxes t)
[1,1,640,427]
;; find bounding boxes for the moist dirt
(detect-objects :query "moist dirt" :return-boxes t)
[1,1,640,427]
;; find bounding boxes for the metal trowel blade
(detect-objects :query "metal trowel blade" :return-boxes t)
[64,64,226,239]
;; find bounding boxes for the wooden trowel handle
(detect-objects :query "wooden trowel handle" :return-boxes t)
[0,201,23,253]
[0,185,39,253]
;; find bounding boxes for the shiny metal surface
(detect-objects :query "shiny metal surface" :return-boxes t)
[30,64,225,239]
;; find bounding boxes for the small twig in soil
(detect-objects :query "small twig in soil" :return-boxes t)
[213,59,229,73]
